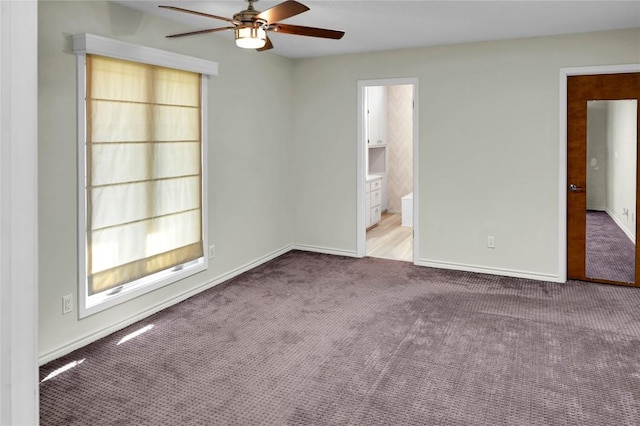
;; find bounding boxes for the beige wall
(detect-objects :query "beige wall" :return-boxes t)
[587,102,607,210]
[38,1,294,361]
[291,28,640,280]
[606,100,638,240]
[387,84,414,213]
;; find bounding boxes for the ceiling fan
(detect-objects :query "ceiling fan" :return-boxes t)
[160,0,345,51]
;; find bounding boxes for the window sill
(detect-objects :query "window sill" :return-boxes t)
[79,258,206,319]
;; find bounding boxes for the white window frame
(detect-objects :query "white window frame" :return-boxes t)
[73,34,218,318]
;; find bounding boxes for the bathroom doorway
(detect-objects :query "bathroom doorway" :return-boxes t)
[356,78,419,263]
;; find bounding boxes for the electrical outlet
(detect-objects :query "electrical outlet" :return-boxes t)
[487,236,495,249]
[62,294,73,314]
[208,245,215,259]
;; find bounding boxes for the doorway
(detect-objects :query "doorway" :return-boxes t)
[356,78,419,263]
[566,72,640,286]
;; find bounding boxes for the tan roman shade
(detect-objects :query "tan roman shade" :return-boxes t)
[86,54,203,295]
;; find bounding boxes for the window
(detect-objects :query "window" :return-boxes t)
[74,34,218,317]
[86,55,202,294]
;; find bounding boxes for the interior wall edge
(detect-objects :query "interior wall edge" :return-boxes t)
[38,244,293,365]
[605,208,636,244]
[0,1,39,424]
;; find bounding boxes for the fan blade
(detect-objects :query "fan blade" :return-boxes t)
[159,5,238,25]
[273,24,344,40]
[166,27,235,38]
[257,36,274,52]
[255,0,309,24]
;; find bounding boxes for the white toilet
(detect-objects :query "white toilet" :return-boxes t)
[401,193,413,227]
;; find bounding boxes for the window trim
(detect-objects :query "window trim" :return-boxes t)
[72,33,219,76]
[74,34,217,318]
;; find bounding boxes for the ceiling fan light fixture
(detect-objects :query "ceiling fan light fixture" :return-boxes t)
[235,26,267,49]
[162,0,345,52]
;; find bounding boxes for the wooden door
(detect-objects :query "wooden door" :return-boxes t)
[567,73,640,286]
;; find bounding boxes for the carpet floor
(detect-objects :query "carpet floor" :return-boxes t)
[586,210,635,283]
[40,251,640,425]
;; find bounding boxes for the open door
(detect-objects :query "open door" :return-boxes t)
[567,73,640,286]
[356,78,419,263]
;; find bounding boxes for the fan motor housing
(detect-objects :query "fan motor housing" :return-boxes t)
[234,0,265,28]
[233,10,260,23]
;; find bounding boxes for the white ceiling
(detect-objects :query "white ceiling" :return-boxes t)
[117,1,640,59]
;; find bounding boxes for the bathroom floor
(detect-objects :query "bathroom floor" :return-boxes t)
[366,213,413,262]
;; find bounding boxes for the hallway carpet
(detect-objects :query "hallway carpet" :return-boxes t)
[586,210,635,283]
[40,251,640,425]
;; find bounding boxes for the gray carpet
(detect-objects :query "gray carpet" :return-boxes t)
[40,251,640,425]
[586,210,635,283]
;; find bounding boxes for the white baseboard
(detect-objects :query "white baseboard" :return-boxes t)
[292,244,359,258]
[39,244,294,365]
[416,258,563,283]
[605,209,636,244]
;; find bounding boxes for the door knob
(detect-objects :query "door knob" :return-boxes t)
[568,183,585,192]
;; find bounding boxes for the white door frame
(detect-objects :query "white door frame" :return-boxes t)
[0,1,39,425]
[558,63,640,283]
[357,78,419,263]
